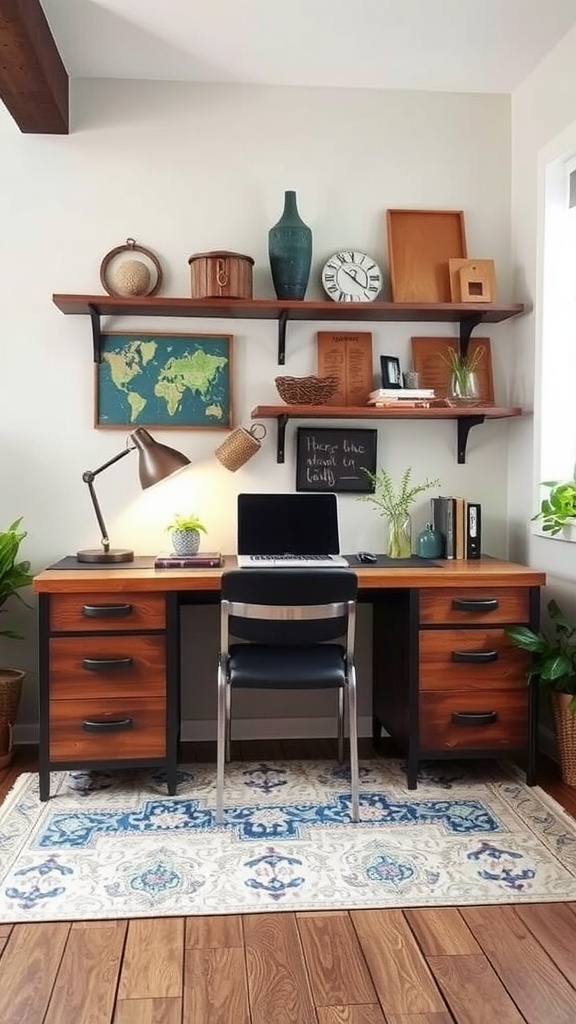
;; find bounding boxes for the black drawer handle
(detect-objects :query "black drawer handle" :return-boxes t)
[82,657,133,671]
[83,717,133,732]
[451,710,498,726]
[451,650,498,663]
[452,598,499,613]
[82,604,133,618]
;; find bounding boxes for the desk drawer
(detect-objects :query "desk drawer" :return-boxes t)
[49,636,165,699]
[50,593,166,632]
[49,697,165,761]
[419,629,527,691]
[419,689,528,750]
[419,587,530,626]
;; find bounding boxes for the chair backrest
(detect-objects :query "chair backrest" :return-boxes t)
[220,568,357,649]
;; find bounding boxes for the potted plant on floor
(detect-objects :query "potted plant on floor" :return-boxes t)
[359,467,440,558]
[531,479,576,537]
[507,599,576,785]
[0,518,32,767]
[166,512,207,555]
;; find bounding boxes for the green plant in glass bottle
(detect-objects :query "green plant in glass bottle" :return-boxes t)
[440,344,484,406]
[359,467,440,558]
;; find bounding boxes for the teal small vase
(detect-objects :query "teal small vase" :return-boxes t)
[268,190,312,300]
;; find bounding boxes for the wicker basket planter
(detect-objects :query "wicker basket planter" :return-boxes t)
[0,669,25,768]
[275,375,340,405]
[552,691,576,786]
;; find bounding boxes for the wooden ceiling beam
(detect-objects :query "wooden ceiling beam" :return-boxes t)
[0,0,68,134]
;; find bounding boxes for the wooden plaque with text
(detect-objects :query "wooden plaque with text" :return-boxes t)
[317,331,373,406]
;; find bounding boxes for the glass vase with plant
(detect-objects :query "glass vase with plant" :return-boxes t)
[531,479,576,536]
[441,345,483,406]
[359,468,440,558]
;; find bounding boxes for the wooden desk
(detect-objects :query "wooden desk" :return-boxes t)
[33,556,546,800]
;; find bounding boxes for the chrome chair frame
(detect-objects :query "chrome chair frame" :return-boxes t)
[216,580,359,826]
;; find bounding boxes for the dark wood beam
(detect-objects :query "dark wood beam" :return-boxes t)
[0,0,68,133]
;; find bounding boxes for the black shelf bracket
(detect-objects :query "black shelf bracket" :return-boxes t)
[459,314,482,357]
[88,304,102,363]
[457,414,485,463]
[278,310,289,365]
[275,413,289,462]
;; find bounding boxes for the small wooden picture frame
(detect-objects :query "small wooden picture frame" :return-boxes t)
[448,258,496,303]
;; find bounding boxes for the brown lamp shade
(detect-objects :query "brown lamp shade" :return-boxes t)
[130,428,191,488]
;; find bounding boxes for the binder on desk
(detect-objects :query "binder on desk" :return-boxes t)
[431,496,455,559]
[466,503,482,559]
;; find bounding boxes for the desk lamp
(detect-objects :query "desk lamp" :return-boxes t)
[77,427,191,564]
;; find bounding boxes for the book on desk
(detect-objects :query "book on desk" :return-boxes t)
[431,497,481,560]
[154,552,223,568]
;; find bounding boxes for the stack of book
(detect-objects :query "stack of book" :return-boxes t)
[368,388,435,408]
[431,496,481,559]
[154,552,222,569]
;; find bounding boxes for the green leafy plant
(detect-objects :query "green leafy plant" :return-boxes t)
[439,345,484,391]
[532,480,576,536]
[360,467,440,520]
[506,599,576,711]
[0,518,32,640]
[166,513,207,534]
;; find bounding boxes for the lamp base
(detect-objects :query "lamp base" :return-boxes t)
[76,548,135,564]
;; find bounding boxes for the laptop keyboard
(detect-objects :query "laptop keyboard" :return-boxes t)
[239,554,349,568]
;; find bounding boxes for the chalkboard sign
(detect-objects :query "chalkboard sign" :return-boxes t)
[296,427,377,493]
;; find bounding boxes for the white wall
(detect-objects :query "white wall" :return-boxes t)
[510,25,576,612]
[0,80,514,736]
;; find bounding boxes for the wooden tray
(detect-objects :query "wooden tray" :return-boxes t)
[387,210,467,302]
[410,336,494,404]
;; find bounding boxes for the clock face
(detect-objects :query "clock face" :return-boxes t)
[322,251,383,302]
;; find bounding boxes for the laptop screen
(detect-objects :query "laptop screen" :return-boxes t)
[237,493,341,556]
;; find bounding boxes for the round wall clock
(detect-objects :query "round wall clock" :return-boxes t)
[321,250,383,302]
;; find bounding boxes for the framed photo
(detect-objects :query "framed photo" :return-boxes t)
[380,355,402,388]
[296,427,377,493]
[95,331,233,429]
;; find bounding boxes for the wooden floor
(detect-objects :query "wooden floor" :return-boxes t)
[1,741,576,1024]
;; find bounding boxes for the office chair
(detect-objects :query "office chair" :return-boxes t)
[216,568,359,825]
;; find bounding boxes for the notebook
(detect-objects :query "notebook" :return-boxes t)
[236,493,349,568]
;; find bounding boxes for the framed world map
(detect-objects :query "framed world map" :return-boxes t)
[95,331,233,429]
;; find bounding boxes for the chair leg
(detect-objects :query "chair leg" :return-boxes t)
[225,684,232,762]
[216,659,228,826]
[337,687,344,763]
[347,663,360,822]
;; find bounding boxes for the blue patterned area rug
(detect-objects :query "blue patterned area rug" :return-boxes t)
[1,758,576,923]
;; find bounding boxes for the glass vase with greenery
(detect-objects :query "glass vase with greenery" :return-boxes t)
[360,468,440,558]
[441,345,483,406]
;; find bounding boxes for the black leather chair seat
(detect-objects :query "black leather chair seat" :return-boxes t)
[228,643,347,689]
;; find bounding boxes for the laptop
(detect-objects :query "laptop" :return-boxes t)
[236,493,349,568]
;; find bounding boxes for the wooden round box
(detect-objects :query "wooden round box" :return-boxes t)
[188,250,254,299]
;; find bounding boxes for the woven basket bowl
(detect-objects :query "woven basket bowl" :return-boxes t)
[275,374,340,405]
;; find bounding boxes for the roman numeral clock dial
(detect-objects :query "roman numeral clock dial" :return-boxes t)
[321,250,383,302]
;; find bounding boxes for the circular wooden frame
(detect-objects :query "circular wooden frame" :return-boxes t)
[100,238,163,297]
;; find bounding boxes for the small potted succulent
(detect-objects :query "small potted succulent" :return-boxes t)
[166,513,207,555]
[532,479,576,537]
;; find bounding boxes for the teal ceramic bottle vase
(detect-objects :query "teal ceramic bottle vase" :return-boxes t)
[268,190,312,300]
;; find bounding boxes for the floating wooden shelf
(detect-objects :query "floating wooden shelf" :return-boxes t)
[250,404,523,464]
[52,294,525,364]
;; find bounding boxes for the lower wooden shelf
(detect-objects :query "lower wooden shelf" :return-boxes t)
[250,404,523,464]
